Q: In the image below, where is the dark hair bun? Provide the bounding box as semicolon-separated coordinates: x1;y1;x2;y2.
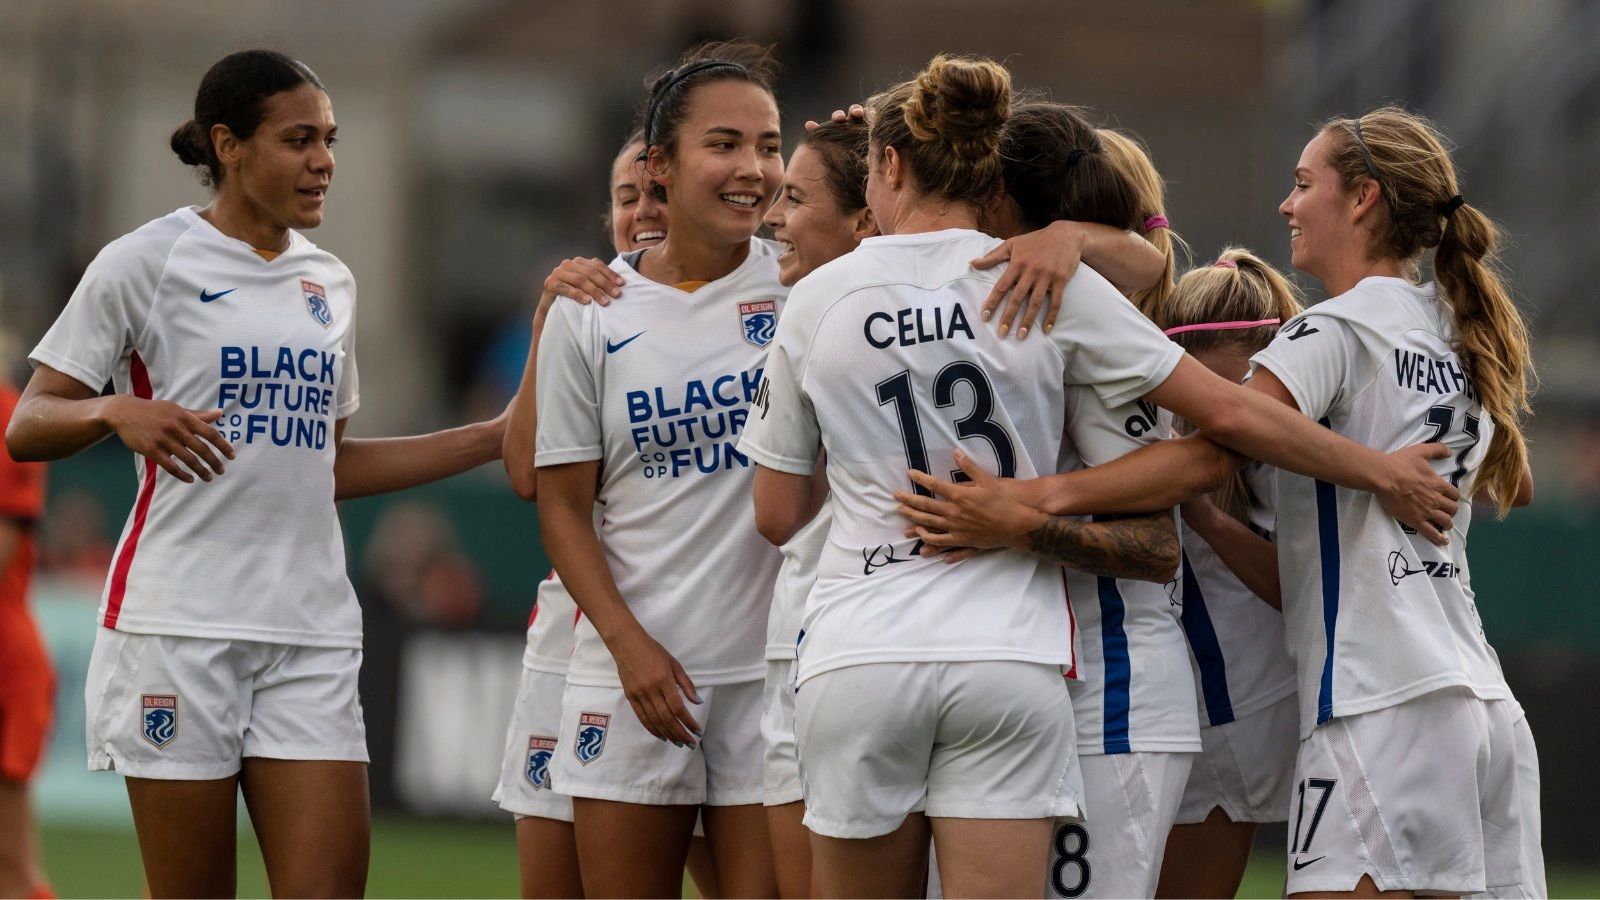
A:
904;55;1012;162
169;120;209;167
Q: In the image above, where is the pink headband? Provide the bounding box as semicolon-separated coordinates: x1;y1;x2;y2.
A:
1143;215;1169;231
1163;317;1280;337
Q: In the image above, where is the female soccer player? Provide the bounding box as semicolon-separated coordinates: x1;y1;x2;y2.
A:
744;54;1201;898
897;107;1543;898
533;41;786;898
1149;250;1304;900
4;50;507;898
493;132;673;899
755;117;873;899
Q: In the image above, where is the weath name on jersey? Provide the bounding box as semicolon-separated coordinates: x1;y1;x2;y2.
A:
215;344;340;449
1393;348;1476;400
863;303;975;349
626;368;763;480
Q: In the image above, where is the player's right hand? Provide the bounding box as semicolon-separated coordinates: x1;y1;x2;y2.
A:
610;626;703;747
542;257;623;307
103;396;235;484
1379;442;1461;546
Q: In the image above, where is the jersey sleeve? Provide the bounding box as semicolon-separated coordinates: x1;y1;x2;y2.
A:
1062;384;1165;468
1047;265;1183;408
1248;312;1364;420
334;275;360;420
28;240;163;392
737;292;822;476
534;299;603;467
0;390;45;523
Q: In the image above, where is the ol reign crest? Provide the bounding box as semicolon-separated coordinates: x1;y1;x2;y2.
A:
574;711;609;765
302;279;333;327
739;299;777;347
141;694;178;748
525;736;557;789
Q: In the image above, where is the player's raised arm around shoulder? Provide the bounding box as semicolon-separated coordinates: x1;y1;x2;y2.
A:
976;221;1167;338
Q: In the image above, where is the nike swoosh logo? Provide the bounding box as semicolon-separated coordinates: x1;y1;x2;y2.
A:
606;331;645;354
1292;856;1326;870
199;288;236;303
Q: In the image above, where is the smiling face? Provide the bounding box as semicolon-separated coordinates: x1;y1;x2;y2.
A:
651;79;782;248
763;144;869;286
1280;129;1368;285
221;84;336;231
609;141;666;253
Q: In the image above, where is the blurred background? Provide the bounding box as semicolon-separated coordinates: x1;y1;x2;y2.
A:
1;0;1597;896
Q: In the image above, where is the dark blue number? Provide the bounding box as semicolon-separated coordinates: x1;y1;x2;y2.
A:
877;370;931;497
933;361;1018;484
1290;777;1337;854
879;364;1019;495
1050;822;1090;897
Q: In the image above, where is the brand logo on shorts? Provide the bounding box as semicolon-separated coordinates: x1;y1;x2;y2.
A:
739;300;777;347
141;694;178;748
525;735;557;789
302;280;333;327
574;712;609;765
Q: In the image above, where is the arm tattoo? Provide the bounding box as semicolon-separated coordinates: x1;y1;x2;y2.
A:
1025;511;1179;582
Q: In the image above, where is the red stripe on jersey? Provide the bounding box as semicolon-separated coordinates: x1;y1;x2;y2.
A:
1061;568;1078;681
527;570;558;627
104;352;157;629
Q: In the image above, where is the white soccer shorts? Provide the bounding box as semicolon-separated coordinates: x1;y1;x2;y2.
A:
761;658;803;806
1175;691;1298;826
85;628;367;780
1283;687;1540;896
550;678;764;807
1047;750;1193;898
492;666;574;822
795;660;1081;839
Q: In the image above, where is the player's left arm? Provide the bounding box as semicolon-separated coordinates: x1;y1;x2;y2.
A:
331;413;508;501
900;451;1178;583
974;221;1166;338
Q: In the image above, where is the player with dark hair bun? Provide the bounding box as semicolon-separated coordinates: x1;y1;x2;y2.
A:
6;49;508;897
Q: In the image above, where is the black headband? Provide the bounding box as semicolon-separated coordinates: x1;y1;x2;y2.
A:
644;61;748;147
1351;120;1400;218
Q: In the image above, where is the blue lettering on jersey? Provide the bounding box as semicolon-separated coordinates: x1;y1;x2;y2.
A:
625;368;762;480
216;345;340;449
1393;349;1475;400
864;303;974;349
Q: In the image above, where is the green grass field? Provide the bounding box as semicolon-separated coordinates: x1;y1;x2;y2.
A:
39;816;1600;898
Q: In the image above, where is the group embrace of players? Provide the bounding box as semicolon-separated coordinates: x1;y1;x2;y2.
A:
0;38;1545;900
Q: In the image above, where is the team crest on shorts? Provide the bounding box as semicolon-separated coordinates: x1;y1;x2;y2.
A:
574;712;609;765
525;735;557;789
739;300;777;347
141;694;178;748
302;280;333;327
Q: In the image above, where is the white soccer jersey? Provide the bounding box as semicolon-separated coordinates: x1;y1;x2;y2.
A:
738;229;1183;685
764;501;831;660
1177;463;1297;729
1059;397;1199;755
29;207;360;647
535;239;786;687
521;571;579;673
1249;276;1510;739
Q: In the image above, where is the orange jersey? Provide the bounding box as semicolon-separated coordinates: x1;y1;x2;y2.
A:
0;382;53;782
